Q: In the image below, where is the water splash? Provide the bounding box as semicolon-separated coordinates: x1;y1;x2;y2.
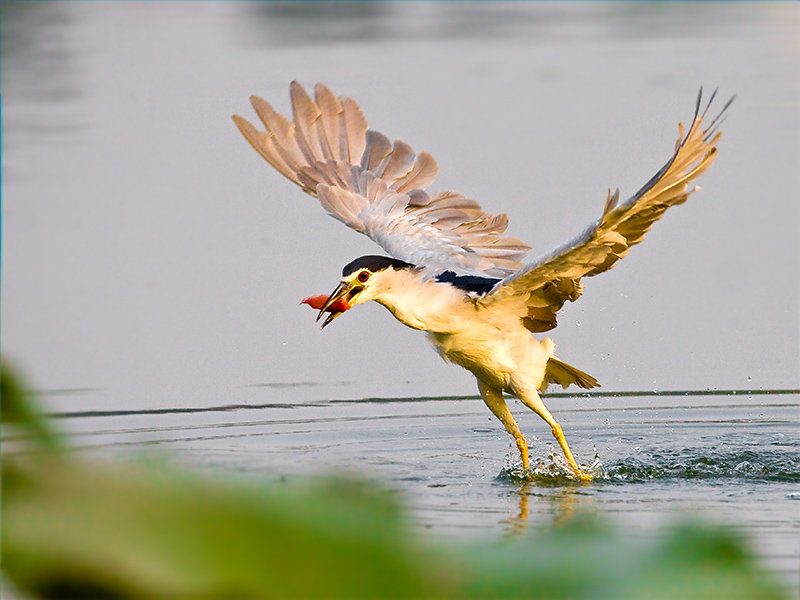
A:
498;444;799;484
499;442;607;483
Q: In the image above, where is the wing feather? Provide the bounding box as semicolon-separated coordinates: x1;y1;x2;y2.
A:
376;140;415;181
392;152;439;193
361;130;393;172
313;83;344;162
317;185;368;232
234;81;531;276
480;88;733;331
232;115;297;185
340;97;368;164
249;96;306;180
289;81;330;165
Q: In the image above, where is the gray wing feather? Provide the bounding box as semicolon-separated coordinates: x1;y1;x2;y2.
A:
233;81;530;277
481;88;733;330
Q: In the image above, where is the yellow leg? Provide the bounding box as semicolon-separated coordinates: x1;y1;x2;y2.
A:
513;383;592;481
550;422;592;481
477;379;530;470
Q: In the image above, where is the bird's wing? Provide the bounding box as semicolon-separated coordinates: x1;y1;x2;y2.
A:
233;82;530;277
480;89;733;332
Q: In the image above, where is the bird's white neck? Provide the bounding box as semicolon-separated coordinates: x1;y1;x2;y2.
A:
371;270;470;333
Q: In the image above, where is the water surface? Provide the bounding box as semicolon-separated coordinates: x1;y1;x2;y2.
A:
39;389;799;595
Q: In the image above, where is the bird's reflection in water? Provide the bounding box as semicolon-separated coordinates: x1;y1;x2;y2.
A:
502;481;596;537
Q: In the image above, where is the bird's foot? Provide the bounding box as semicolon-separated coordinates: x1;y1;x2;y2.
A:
572;468;594;482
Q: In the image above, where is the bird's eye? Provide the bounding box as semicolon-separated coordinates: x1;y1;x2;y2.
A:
357;271;370;283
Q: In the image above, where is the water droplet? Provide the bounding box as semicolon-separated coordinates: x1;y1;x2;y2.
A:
746;376;752;383
576;321;581;327
635;446;641;452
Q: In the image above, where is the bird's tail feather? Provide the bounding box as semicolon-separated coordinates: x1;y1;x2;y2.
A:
542;357;600;392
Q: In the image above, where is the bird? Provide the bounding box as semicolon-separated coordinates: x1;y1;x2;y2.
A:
233;82;732;480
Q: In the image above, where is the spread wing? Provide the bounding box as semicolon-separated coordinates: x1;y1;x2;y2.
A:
480;89;733;332
233;81;530;277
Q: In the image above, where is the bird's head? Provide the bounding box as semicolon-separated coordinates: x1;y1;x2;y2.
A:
302;255;415;328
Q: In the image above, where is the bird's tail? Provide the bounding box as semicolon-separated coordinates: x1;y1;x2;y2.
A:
541;357;600;392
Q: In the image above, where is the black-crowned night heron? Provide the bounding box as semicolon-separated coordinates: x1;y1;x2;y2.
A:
234;82;731;480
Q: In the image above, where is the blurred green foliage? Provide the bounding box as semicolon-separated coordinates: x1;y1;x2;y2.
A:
1;363;59;451
1;362;789;599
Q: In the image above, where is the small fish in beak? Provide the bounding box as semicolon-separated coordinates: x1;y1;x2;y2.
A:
300;291;352;329
300;295;351;312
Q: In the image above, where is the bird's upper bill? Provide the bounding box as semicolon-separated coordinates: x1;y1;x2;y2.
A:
301;292;352;329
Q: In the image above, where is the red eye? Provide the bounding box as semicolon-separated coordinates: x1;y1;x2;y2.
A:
357;271;370;283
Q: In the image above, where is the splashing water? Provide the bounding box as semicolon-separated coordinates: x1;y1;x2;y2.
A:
501;442;800;484
500;440;607;483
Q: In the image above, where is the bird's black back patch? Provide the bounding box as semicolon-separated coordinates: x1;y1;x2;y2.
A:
342;255;415;277
435;271;500;295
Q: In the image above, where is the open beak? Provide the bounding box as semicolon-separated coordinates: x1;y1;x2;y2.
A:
317;281;361;329
319;310;342;329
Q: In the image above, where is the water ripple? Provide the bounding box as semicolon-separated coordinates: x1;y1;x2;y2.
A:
606;449;800;482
